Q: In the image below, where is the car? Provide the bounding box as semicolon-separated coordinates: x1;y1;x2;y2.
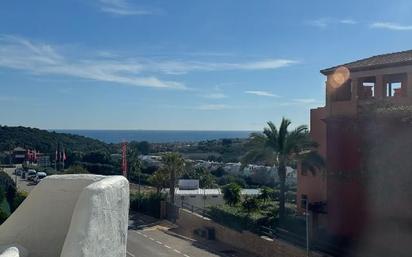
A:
15;168;23;176
33;172;47;184
26;169;37;181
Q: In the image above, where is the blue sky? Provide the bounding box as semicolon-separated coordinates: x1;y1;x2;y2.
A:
1;0;412;130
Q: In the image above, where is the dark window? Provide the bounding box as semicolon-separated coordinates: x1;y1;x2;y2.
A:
301;194;308;209
358;77;376;99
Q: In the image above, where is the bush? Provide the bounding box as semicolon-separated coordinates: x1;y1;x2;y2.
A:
10;191;27;212
130;192;166;218
207;205;264;233
0;209;8;225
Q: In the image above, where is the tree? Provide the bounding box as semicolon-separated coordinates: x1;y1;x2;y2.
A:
148;170;168;193
242;196;260;215
128;149;142;187
222;183;241;206
241;118;324;219
161;152;185;205
182;166;216;188
258;186;273;204
64;165;88;174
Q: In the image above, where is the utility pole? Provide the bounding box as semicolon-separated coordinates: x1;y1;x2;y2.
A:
306;199;310;257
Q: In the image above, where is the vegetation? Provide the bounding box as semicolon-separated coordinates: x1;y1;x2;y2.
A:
130;192;166;218
64;165;89;174
159;152;185;205
241;118;324;219
182;166;217;188
222;183;241;206
0;126;111;154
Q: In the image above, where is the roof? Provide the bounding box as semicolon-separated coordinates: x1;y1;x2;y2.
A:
13;147;25;151
164;188;261;195
320;49;412;75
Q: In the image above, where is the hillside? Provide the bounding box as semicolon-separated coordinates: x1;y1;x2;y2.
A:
0;126;111;154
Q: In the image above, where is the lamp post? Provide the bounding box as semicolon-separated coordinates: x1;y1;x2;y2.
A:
305;199;310;257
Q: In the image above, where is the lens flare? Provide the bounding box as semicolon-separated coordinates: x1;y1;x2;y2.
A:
330;66;350;88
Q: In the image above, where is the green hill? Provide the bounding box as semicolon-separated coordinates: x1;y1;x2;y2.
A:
0;126;111;154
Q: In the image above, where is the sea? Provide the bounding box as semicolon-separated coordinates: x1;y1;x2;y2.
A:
55;130;255;144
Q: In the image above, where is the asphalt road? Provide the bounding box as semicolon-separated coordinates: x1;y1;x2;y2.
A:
127;214;256;257
3;166;36;194
127;228;220;257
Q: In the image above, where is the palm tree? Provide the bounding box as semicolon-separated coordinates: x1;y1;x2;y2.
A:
222;183;241;206
241;118;324;220
161;152;185;205
258;186;273;204
242;196;260;216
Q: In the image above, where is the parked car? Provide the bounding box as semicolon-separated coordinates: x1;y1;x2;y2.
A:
26;169;37;181
34;172;47;184
15;168;23;176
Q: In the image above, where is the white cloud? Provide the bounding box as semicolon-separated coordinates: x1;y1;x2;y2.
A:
196;104;229;111
307;18;358;28
306;18;329;28
202;93;227;99
98;0;152;16
0;35;298;89
370;22;412;31
149;59;298;75
244;90;280;97
340;19;357;25
293;98;317;104
0;35;185;89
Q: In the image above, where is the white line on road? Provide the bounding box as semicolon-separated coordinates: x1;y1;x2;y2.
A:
127;251;135;257
143;234;148;238
173;249;181;254
136;231;142;235
183;254;191;257
164;245;171;249
155;240;163;245
149;237;155;241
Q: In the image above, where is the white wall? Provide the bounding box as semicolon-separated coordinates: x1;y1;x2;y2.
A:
0;175;129;257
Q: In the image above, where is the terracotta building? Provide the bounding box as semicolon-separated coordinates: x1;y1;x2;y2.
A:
297;50;412;242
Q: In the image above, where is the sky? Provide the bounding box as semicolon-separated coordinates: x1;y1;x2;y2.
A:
2;0;412;130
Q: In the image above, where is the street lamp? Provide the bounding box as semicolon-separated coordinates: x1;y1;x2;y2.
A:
305;199;310;257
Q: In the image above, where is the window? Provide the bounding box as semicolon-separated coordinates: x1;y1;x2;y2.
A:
301;194;308;209
386;82;402;97
358;77;375;99
384;73;406;97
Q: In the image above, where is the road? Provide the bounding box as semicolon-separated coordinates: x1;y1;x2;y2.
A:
127;214;256;257
2;166;36;194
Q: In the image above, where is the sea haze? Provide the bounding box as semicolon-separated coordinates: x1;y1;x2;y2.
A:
53;130;254;144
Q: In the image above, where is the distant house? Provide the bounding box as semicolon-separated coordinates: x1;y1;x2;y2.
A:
166;179;261;209
13;147;26;164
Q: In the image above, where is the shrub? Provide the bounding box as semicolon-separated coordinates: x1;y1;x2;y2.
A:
11;191;28;212
130;192;166;218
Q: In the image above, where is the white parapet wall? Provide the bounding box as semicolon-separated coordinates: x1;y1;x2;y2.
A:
0;174;129;257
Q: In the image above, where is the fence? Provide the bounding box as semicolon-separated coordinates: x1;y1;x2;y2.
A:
170;201;351;256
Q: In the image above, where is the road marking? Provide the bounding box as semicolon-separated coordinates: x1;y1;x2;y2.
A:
173;249;181;254
156;240;163;245
136;231;142;235
127;251;135;257
143;234;148;238
164;245;171;249
149;237;155;241
183;254;190;257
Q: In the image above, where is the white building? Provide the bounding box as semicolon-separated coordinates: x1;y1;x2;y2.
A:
168;179;261;209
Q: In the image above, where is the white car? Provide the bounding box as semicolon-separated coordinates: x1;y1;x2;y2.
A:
34;172;47;184
26;169;37;181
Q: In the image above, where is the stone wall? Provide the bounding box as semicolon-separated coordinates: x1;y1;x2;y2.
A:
176;209;327;257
